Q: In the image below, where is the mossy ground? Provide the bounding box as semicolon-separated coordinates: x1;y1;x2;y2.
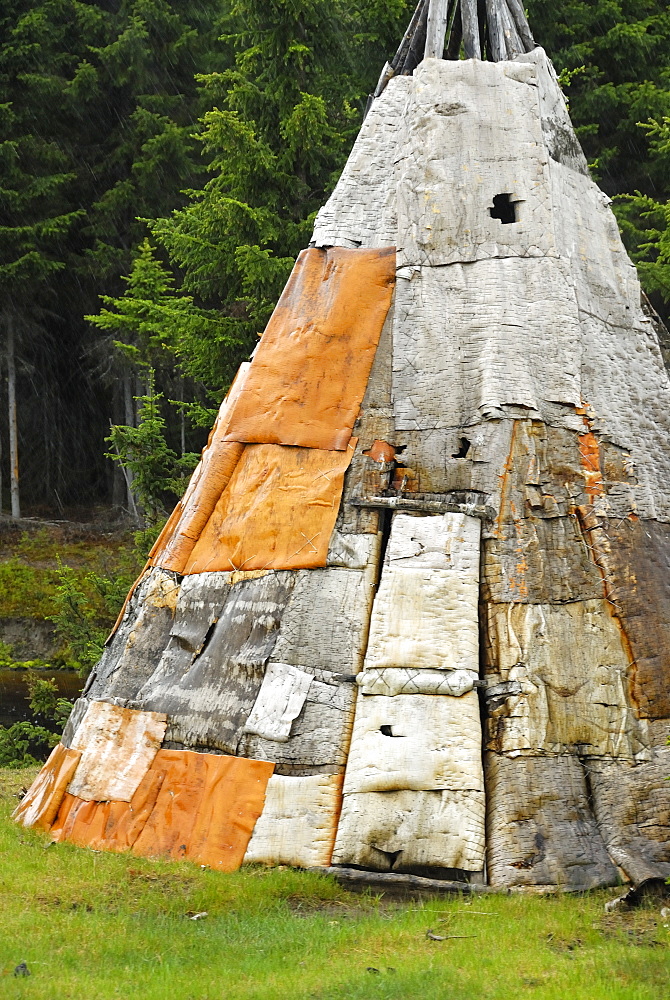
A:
0;521;141;624
1;768;668;1000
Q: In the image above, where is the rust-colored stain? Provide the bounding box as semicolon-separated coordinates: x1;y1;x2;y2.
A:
183;440;356;574
220;247;396;451
12;743;81;831
363;440;396;464
390;466;419;492
43;748;274;870
580;511;670;719
578;428;604;500
494;420;518;541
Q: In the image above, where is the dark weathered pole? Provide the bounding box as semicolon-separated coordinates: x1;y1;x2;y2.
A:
6;314;20;519
461;0;481;59
445;1;463;60
505;0;535;51
371;0;428;101
500;0;523;58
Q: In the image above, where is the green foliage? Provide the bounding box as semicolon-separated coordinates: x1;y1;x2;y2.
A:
612;117;670;302
47;562;130;677
0;526;142;703
0;640;49;673
0;557;56;620
106;377;198;526
0;0;233;507
87;238;226;375
528;1;670;195
4;0;670;509
0;641;15;667
148;0;416;394
0;722;58;767
25;672;73;728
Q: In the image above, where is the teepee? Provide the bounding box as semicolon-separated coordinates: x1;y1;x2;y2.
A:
16;0;670;892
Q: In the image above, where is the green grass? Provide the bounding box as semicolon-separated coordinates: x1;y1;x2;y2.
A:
0;769;668;999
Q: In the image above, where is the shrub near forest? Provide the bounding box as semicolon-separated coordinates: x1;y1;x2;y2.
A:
0;524;143;764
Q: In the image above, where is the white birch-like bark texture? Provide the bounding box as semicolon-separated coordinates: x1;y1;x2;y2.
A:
313;49;590;257
42;37;670;888
68;702;167;802
326;531;381;570
311;76;410;249
237;666;356;770
135;572;297;754
580;312;670;522
364;513;480;674
333;509;485;872
242;663;313;743
343;691;483;793
272;561;379;674
515;49;588;175
396;59;554;267
332;788;486;873
392;258;581;431
480;420;604;604
392;420;514;499
244;773;342;868
356;667;476;698
584;722;670;884
483;601;649;758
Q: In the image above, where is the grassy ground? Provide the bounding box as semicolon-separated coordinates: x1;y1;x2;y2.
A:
1;768;668;1000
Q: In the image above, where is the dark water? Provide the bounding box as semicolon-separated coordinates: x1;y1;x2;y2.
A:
0;670;83;727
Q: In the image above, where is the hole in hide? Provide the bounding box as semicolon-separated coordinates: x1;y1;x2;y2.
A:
452;437;471;459
489;193;517;224
380;725;402;737
374;847;403;869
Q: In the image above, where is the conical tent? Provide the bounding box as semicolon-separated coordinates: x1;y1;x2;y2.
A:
16;0;670;891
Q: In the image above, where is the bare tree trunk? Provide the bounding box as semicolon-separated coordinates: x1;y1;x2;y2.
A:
7;315;21;519
122;368;139;518
180;377;186;457
111;380;126;507
0;351;3;515
123;369;135;427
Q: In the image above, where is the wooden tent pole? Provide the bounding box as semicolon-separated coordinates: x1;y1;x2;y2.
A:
424;0;450;60
484;0;506;60
505;0;535;51
461;0;481;59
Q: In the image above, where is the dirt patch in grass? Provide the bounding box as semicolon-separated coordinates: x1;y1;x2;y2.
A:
596;903;669;948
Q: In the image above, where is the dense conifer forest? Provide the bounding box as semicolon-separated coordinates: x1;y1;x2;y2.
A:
1;0;669;522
